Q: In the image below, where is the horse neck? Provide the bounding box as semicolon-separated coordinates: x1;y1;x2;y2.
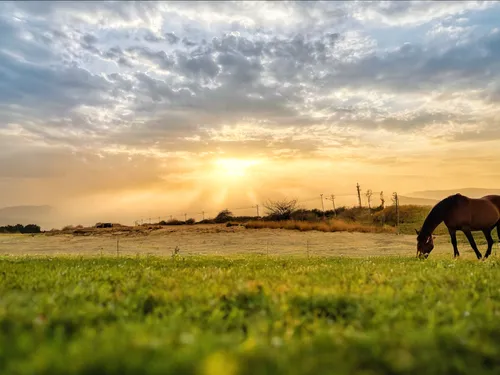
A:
420;202;447;237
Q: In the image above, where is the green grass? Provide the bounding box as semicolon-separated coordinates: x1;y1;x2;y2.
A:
2;255;500;375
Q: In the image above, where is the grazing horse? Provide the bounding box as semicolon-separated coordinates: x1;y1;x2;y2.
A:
415;193;500;260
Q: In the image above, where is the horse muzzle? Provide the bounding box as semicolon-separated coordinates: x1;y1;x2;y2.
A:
416;250;428;259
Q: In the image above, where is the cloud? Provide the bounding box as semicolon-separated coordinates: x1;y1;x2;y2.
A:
353;1;493;27
165;32;180;44
1;0;500;222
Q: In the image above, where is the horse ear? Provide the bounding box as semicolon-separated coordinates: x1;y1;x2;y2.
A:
415;229;420;235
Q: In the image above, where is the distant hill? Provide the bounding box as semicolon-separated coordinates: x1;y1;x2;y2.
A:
398;196;437;206
406;188;500;200
0;205;55;228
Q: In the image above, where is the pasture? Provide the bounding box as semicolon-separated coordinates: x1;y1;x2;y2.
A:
0;223;497;258
2;226;500;374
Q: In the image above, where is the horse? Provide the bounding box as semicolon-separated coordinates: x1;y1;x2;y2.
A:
415;193;500;260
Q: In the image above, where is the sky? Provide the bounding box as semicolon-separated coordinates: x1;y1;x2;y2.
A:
1;0;500;226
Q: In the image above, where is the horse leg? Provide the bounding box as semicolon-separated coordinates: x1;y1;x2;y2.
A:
483;229;494;259
448;228;460;258
463;230;482;260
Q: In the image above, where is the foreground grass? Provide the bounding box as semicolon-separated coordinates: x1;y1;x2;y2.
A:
245;219;394;233
2;255;500;374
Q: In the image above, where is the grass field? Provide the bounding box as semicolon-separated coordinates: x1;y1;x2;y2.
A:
2;255;500;374
1;224;497;259
1;225;500;374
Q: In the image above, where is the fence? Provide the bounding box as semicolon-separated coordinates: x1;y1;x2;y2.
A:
1;223;411;258
133;186;400;226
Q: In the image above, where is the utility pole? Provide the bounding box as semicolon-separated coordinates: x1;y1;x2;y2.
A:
202;211;205;221
184;213;187;222
356;183;362;208
253;204;260;217
320;194;325;220
393;192;400;235
170;215;173;221
380;191;385;208
325;194;337;217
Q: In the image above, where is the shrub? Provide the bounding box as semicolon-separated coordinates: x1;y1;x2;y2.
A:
263;198;298;221
164;219;184;226
244;219;394;234
0;224;41;234
215;209;233;223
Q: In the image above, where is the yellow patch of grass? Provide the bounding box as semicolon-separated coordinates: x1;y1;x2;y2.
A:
244;219;394;233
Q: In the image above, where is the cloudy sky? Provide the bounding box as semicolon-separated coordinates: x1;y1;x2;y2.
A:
1;1;500;226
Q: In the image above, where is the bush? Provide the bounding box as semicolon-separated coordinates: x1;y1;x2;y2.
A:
163;219;184;226
198;219;216;224
372;205;430;226
263;198;298;221
244;219;394;233
215;209;233;223
0;224;41;234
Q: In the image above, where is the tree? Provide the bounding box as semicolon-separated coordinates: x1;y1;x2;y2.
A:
215;209;233;223
263;198;298;221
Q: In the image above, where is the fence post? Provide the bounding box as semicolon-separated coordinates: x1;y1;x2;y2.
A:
392;192;400;235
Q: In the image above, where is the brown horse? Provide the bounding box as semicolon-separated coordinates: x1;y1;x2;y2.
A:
416;193;500;259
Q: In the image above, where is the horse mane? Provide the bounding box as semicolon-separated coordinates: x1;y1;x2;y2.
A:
418;194;461;239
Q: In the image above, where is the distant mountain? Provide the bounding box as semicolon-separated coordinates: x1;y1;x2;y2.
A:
0;205;56;228
398;196;437;206
406;188;500;200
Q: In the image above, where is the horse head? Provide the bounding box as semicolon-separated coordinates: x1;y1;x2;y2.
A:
415;228;435;259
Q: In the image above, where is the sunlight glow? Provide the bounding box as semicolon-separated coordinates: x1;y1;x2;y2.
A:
214;158;260;178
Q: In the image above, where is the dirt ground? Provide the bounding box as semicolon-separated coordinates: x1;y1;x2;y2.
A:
1;224;496;259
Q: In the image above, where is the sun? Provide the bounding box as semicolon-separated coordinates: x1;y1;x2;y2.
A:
214;158;260;178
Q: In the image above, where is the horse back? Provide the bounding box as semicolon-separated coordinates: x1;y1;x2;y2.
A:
468;197;500;229
445;195;500;229
482;195;500;212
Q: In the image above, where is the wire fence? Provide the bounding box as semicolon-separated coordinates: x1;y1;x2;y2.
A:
134;193;361;225
133;186;400;226
1;224;412;258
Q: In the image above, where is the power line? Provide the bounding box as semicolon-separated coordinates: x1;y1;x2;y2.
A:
134;191;364;225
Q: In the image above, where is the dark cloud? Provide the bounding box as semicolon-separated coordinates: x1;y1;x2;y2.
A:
182;37;197;47
0;50;111;110
320;31;500;95
128;46;175;70
176;52;220;79
82;33;98;45
213;34;265;57
165;32;180;44
144;31;163;43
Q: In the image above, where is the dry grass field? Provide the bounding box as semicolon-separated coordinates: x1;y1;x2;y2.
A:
0;223;497;260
